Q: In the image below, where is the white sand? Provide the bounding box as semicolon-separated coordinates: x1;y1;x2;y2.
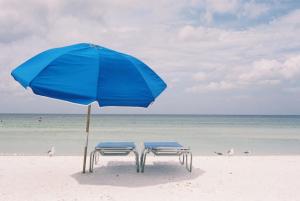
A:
0;155;300;201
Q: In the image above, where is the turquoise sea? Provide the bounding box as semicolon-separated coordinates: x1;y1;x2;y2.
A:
0;114;300;155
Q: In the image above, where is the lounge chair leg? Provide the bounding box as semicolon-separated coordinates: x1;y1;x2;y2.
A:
185;152;193;172
140;151;144;172
92;151;96;171
95;151;99;165
89;151;92;172
141;150;148;173
133;149;139;172
179;153;185;165
89;151;95;172
140;149;148;173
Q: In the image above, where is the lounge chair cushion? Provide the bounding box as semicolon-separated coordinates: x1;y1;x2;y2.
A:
144;141;183;149
95;142;136;149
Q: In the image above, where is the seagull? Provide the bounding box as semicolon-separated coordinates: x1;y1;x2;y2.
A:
227;148;234;156
38;117;42;122
244;150;251;155
47;146;55;157
214;151;223;156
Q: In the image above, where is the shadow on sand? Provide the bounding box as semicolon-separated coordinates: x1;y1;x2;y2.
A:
71;161;204;187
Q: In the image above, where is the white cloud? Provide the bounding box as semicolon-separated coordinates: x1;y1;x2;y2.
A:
205;0;239;14
187;54;300;93
200;0;271;23
193;72;208;81
281;55;300;79
238;59;282;83
178;9;300;94
186;81;236;93
284;86;300;93
0;1;300;113
240;1;270;19
239;55;300;84
203;10;213;24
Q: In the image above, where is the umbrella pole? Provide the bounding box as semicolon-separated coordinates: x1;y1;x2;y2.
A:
83;104;91;173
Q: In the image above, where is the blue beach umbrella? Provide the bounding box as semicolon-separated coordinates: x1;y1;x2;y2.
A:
11;43;167;173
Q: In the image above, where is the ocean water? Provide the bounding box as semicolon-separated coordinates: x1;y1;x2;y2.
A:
0;114;300;156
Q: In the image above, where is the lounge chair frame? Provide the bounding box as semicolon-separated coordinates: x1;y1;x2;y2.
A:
140;146;192;172
89;146;139;172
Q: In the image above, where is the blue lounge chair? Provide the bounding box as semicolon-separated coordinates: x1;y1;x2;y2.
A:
140;142;192;172
89;142;139;172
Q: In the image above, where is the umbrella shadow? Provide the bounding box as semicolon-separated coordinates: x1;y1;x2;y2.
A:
71;161;204;187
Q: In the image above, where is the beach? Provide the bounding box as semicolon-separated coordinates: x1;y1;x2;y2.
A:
1;155;300;201
1;114;300;200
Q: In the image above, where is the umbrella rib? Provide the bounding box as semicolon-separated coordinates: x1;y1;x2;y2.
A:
95;48;102;105
119;54;155;100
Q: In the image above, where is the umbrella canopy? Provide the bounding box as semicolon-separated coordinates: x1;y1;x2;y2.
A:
11;43;167;173
11;43;166;107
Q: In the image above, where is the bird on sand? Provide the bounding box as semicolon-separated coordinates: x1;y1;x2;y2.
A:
47;146;55;157
214;151;223;155
227;148;234;156
244;150;251;155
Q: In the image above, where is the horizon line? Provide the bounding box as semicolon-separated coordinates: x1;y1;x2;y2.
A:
1;113;300;116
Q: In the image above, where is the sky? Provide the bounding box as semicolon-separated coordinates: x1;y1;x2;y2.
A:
0;0;300;114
